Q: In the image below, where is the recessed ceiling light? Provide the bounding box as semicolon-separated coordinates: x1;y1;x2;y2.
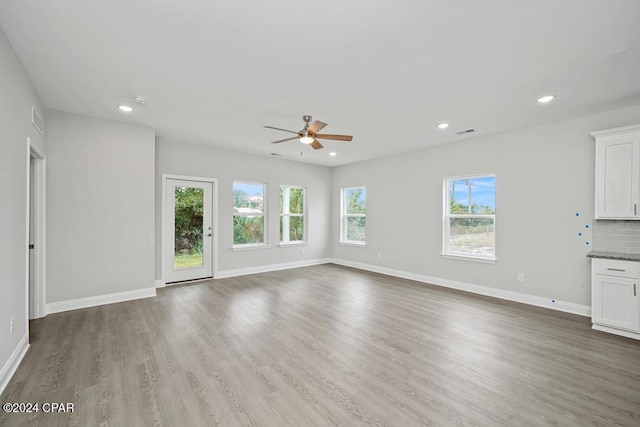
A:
329;152;337;157
118;105;133;112
437;123;449;129
537;95;555;104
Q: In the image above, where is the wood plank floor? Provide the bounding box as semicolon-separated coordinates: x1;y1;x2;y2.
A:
1;264;639;426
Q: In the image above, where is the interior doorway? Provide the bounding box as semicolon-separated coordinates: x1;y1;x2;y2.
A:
163;176;216;284
28;140;46;319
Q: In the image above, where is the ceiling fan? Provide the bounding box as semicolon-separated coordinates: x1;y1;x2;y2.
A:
264;115;353;150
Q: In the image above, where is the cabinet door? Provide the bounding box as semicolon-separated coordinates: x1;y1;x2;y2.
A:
592;275;639;331
595;138;640;219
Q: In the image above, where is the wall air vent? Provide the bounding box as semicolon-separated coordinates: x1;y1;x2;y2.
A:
456;128;475;135
32;105;43;134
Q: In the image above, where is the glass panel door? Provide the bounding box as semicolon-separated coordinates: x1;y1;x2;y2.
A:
165;178;213;283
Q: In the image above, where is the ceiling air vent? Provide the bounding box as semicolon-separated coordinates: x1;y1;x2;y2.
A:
32;106;43;134
456;128;475;135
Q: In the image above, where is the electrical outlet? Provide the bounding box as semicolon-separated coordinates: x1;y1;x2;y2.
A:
300;248;304;255
517;273;524;282
10;317;15;334
377;253;381;259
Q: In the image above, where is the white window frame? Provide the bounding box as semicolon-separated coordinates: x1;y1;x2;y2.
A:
280;185;308;245
232;181;268;249
340;186;366;246
442;174;496;263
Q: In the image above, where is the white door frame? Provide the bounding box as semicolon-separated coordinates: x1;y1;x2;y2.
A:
161;174;218;286
27;138;47;319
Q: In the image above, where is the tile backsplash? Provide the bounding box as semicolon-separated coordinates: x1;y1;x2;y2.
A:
592;220;640;252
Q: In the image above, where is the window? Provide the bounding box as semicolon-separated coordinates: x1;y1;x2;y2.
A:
341;186;366;245
280;186;306;244
233;182;266;246
443;175;496;260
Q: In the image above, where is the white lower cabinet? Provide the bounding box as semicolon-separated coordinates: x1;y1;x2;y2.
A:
592;275;638;331
591;258;640;339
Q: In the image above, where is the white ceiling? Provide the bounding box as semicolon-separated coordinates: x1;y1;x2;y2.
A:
2;0;640;167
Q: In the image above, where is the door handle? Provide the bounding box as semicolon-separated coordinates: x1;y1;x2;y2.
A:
635;284;637;297
607;268;625;272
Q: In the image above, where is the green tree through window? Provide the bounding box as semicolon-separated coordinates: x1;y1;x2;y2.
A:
174;187;204;268
233;183;266;245
341;187;366;244
280;186;306;243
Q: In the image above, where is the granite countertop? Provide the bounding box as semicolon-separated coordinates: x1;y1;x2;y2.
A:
587;250;640;262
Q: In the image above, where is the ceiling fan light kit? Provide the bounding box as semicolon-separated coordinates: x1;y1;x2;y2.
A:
264;115;353;150
299;131;314;145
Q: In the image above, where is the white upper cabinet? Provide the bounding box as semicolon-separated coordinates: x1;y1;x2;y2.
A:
591;124;640;219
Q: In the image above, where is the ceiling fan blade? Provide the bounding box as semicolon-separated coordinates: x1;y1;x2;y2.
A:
271;136;299;144
314;133;353;141
310;139;324;150
308;120;328;134
264;126;299;135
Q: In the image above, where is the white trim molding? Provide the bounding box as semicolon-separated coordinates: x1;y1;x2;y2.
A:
155;279;166;288
0;334;29;396
278;242;310;248
592;324;640;341
46;287;156;315
231;244;272;251
340;242;367;248
216;258;331;279
440;253;497;264
331;258;591;317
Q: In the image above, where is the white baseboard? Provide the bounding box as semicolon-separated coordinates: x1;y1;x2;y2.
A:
46;287;157;315
331;258;591;317
592;324;640;340
216;258;331;279
0;334;29;396
155;279;165;288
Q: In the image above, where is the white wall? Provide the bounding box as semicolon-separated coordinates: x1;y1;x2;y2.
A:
156;138;332;279
0;26;45;388
46;111;156;302
332;103;640;307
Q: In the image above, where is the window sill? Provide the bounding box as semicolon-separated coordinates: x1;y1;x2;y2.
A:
232;244;271;251
440;253;497;264
340;241;367;248
278;242;309;247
